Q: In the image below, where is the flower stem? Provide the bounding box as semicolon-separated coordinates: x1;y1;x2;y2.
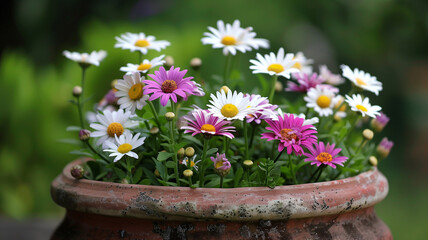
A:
269;75;278;102
308;167;321;183
220;176;224;188
188;176;193;188
288;154;297;184
249;124;257;149
147;101;163;134
199;138;209;187
314;165;326;182
76;96;85;130
168;115;180;186
84;141;110;162
223;54;231;86
243;121;249;160
273;148;285;162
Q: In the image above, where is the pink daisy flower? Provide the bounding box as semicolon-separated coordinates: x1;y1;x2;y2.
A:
245;94;277;124
210;153;231;177
285;72;324;93
143;66;195;106
261;114;318;155
303;142;348;168
181;109;236;139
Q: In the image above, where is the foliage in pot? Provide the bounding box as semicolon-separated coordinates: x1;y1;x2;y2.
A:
53;19;394;239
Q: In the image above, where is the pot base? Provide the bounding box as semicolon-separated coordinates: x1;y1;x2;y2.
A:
51;207;391;240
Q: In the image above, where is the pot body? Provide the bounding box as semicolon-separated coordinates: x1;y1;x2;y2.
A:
51;159;392;240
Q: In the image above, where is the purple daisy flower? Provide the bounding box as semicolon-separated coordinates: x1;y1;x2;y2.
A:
245;94;277;124
377;137;394;158
303;142;348;168
261;113;318;155
181;109;236;139
143;66;195;106
210;153;231;177
371;112;390;132
285;72;324;93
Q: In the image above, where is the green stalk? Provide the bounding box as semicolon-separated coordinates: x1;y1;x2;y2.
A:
223;54;232;86
147;101;163;134
268;75;278;102
288;154;297;184
76;96;85;130
220;176;224;188
188;176;193;187
308;167;322;183
84;141;110;162
314;165;326;182
243;121;249;160
249;124;257;149
199;138;209;187
168;116;180;186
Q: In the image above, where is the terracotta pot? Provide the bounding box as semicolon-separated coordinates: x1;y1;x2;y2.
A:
51;159;392;239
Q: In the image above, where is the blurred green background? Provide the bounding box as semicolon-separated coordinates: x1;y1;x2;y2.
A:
1;0;427;238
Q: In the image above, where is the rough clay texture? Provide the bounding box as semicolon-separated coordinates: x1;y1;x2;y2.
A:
51;159;392;239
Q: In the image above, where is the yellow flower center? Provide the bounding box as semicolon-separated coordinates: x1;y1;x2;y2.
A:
221;36;237;45
215;160;224;169
134;39;150;47
316;95;331;108
221;104;239;118
316;152;333;163
137;63;152;71
201;124;216;133
107;122;124;137
267;63;285;74
292;62;302;69
356;77;367;86
161;80;177;93
128;83;144;100
190;161;195;167
356;104;368;112
117;143;133;154
279;128;298;141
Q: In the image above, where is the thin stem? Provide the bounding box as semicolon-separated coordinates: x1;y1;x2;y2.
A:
188;176;193;187
168;119;180;186
288;154;297;184
269;75;278;102
308;167;321;183
246;168;251;187
243;121;249;160
199;138;209;187
220;176;224;188
249;124;257;149
78;67;87;129
147;101;163;134
223;54;232;86
314;166;326;182
273;149;285;162
85;141;110;162
76;96;85;130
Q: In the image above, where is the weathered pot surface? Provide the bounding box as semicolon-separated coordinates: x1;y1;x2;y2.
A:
51;159;392;239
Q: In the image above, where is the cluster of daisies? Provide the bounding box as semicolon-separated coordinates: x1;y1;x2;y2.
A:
64;19;393;186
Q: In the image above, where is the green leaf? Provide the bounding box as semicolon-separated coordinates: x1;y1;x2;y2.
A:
205;148;219;156
234;167;244;187
157;152;174;161
58;138;81;145
182;135;203;147
95;172;108;180
113;167;127;179
66;126;82;131
142;168;161;185
139;179;152;185
157;179;178;186
173;142;189;152
86;161;100;178
153;159;167;180
165;161;177;169
132;167;143;183
69;149;93;157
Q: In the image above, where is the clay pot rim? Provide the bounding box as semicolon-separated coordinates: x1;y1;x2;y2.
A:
51;158;388;221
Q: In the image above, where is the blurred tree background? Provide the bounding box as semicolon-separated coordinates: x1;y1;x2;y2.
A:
0;0;427;238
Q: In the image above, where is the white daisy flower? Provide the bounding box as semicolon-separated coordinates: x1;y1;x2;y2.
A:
341;65;382;95
119;55;165;74
292;52;313;74
181;155;201;171
319;65;344;85
104;132;146;162
249;48;300;79
201;19;269;56
208;90;253;121
115;32;170;54
245;94;276;118
272;108;319;129
63;50;107;66
115;72;149;113
345;94;382;118
304;85;340;117
90;109;138;147
334;95;347;119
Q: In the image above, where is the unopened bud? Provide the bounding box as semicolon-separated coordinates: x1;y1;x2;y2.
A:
275;81;283;92
164;56;174;68
190;57;202;70
165;112;175;121
362;129;374;140
70;165;85;179
150;127;159;135
79;129;91;142
220;86;230;94
154;169;160;177
243;160;253;168
183;169;193;178
111;79;119;89
185;147;195;157
121;178;129;184
72;86;82;97
369;156;378;166
177;148;185;158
